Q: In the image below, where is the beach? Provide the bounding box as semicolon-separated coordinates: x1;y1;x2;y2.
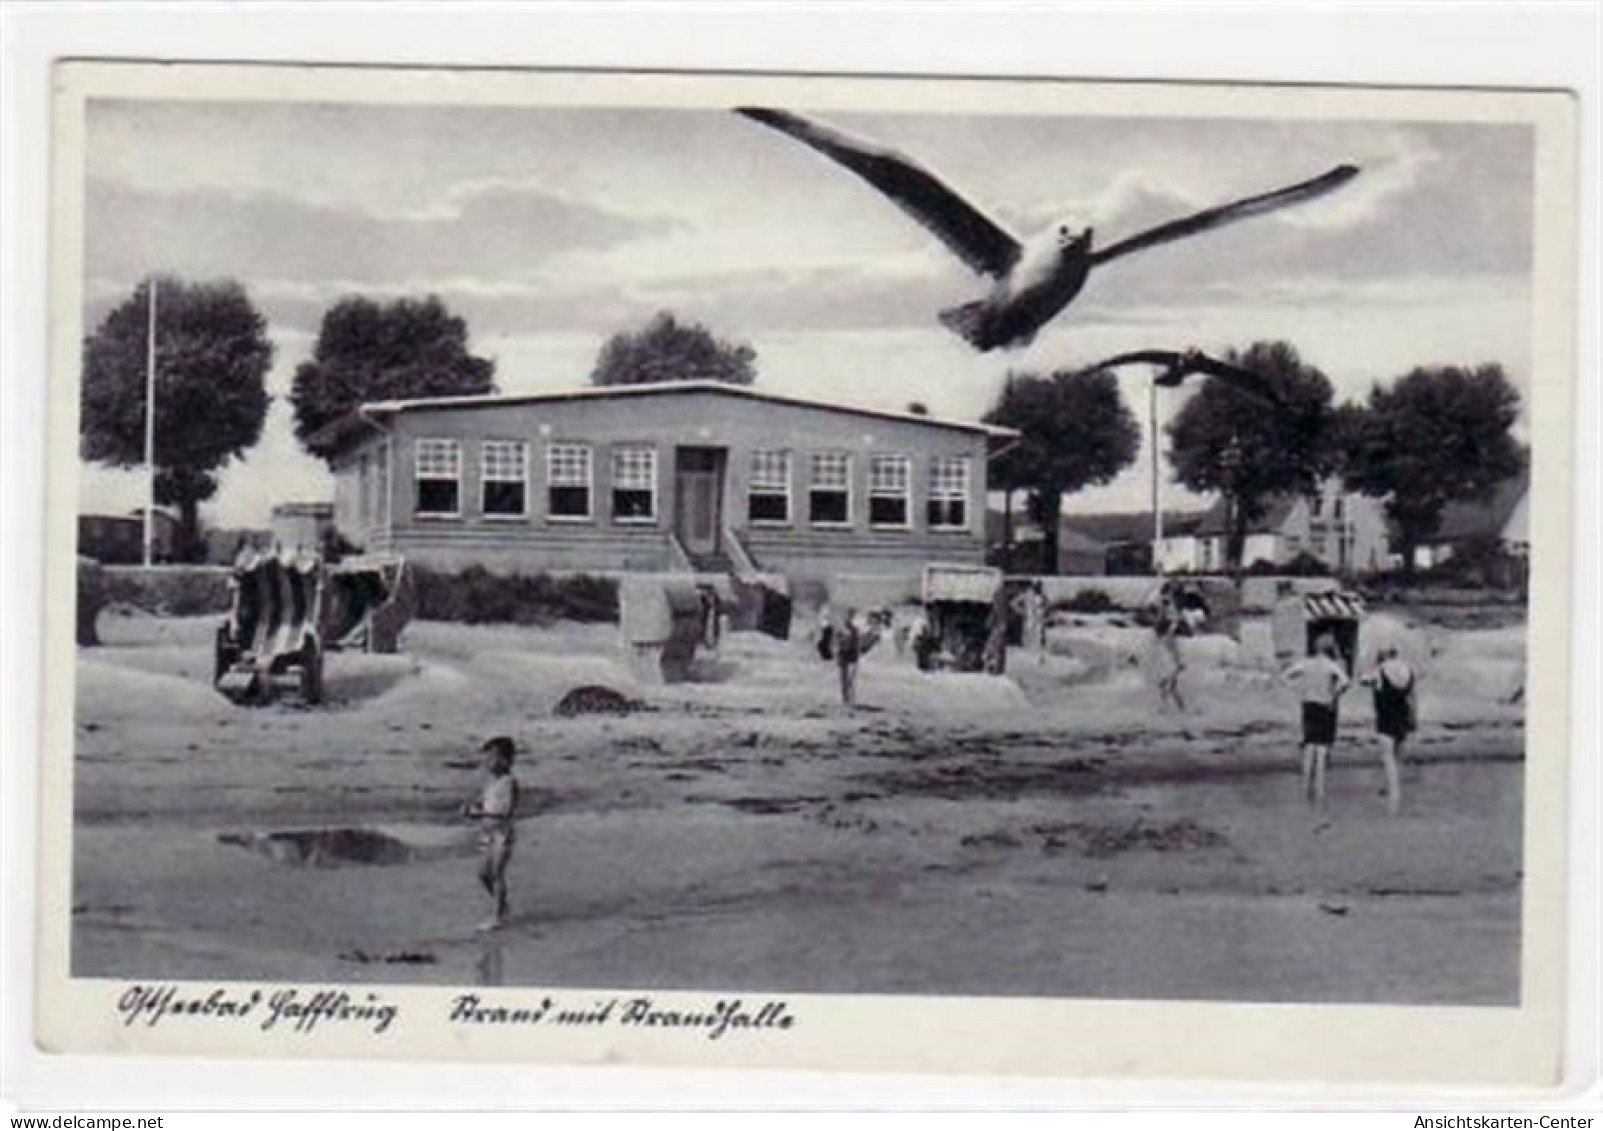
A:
71;608;1525;1004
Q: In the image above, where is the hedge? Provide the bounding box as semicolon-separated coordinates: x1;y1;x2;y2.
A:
100;565;233;616
410;566;619;625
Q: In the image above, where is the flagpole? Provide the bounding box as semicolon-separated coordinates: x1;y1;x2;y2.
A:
143;276;157;567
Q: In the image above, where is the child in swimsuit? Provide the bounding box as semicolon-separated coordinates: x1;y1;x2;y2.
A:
461;736;519;932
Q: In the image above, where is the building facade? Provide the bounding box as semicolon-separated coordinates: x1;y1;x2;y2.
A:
313;381;1015;580
1184;480;1392;574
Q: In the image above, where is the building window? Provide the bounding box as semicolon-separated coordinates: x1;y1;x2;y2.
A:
809;452;851;526
612;445;657;523
748;450;791;524
414;438;460;517
481;440;527;518
927;455;970;530
547;443;592;520
869;454;911;528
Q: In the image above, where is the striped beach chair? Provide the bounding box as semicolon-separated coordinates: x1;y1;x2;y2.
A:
1271;588;1366;674
323;553;414;655
214;547;325;704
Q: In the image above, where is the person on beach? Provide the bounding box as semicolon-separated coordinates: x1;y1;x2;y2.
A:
1015;580;1049;663
1152;584;1188;712
835;608;863;708
1283;635;1350;809
461;735;520;932
1361;646;1417;815
815;603;835;662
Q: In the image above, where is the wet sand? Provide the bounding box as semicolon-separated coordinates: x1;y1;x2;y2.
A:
71;612;1525;1004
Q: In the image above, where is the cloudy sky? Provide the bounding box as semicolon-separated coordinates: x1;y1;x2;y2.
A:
80;98;1535;527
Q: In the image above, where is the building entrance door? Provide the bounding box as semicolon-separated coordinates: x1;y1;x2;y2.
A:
674;447;724;556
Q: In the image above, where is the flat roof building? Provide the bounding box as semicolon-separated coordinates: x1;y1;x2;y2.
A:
311;381;1017;581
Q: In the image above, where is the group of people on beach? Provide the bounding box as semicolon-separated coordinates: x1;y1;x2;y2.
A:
456;587;1424;932
1148;580;1420;815
1283;637;1419;815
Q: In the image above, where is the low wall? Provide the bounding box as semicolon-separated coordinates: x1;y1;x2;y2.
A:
101;565;233;616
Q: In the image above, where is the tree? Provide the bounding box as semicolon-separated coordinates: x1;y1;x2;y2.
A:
1342;363;1524;573
984;368;1141;574
81;276;273;561
1167;341;1336;571
590;311;757;387
292;295;496;459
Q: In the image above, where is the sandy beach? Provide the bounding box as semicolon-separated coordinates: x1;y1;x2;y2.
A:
71;608;1525;1004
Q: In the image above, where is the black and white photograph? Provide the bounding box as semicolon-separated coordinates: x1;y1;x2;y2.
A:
31;59;1580;1079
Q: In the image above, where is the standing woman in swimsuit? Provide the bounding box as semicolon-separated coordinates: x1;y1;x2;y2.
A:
1362;646;1418;816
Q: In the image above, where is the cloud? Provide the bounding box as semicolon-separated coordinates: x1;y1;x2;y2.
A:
1012;167;1207;240
84;176;676;310
1275;133;1442;230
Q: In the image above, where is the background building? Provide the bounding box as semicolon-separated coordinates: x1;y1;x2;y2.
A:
1411;469;1530;569
1053;510;1208;575
312;381;1015;581
1187;480;1392;573
77;509;177;564
1044;481;1392;577
270;502;336;554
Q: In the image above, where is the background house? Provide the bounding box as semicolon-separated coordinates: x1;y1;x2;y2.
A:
1411;469;1530;569
1189;479;1391;574
1038;480;1391;577
312;381;1015;582
1058;510;1209;575
77;509;177;564
270;502;336;553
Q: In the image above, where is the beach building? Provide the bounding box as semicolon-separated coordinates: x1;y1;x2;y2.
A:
310;381;1017;581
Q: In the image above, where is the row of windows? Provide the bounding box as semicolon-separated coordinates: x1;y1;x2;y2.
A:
407;440;971;530
415;439;618;521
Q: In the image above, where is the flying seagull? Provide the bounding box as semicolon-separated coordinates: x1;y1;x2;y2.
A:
735;107;1360;352
1079;348;1286;409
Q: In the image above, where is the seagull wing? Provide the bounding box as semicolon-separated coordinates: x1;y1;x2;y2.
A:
1183;354;1287;408
1077;349;1286;408
1088;165;1360;266
1081;349;1186;373
736;107;1023;278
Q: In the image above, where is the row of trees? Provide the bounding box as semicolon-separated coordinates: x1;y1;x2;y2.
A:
985;340;1525;574
82;277;1522;573
80;277;752;559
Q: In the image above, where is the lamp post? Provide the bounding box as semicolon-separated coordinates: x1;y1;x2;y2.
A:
1219;431;1245;578
1150;372;1163;576
142;276;158;567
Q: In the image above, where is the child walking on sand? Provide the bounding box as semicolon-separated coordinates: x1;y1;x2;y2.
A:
461;735;520;932
1151;584;1188;712
1283;635;1350;810
835;608;863;708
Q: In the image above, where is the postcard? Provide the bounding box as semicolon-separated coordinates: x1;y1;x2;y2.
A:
36;60;1578;1082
